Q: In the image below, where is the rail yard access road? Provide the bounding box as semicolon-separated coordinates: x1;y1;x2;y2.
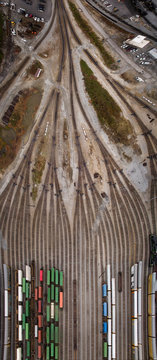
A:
0;0;157;359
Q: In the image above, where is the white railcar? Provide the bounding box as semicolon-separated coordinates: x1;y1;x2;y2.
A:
18;305;22;322
35;324;38;338
112;305;116;333
107;264;111;291
51;302;54;319
18;286;23;303
108;291;112;318
112;278;115;305
112;333;116;359
108;318;112;346
132;318;138;347
4;290;8;317
18;325;22;342
18;270;23;286
26;265;31;282
16;347;22;360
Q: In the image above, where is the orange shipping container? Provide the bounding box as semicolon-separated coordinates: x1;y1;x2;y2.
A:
35;288;38;301
38;344;42;359
59;292;63;309
38;300;42;313
38;329;42;344
39;286;42;299
38;314;42;328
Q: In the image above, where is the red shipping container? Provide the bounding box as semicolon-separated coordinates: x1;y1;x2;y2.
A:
35;288;38;301
38;344;42;359
40;269;43;282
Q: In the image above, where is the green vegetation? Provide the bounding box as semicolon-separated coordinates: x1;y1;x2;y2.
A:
69;1;116;69
80;59;134;145
28;60;43;76
0;11;4;63
32;154;46;201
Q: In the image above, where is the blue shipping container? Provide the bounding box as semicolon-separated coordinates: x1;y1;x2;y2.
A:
103;302;107;317
103;322;107;334
102;284;107;297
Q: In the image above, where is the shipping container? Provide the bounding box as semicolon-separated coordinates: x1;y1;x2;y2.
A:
38;315;42;329
55;326;59;344
4;290;8;317
55;346;58;360
138;261;142;288
55;270;59;285
103;341;107;358
132;291;138;318
112;305;116;333
25;323;29;340
131;264;138;290
26;265;31;282
26;341;30;357
138;316;142;345
40;269;43;282
148;315;156;337
148;294;155;316
55;305;59;323
108;319;111;346
51;302;55;319
26;282;30;299
38;344;42;359
18;286;23;303
108;345;112;360
38;329;42;344
132;318;138;347
47;270;51;286
18;305;22;322
112;278;115;305
4;317;11;345
148;336;157;360
47;287;51;304
3;264;11;290
18;324;22;342
35;287;38;301
107;265;111;291
102;284;107;297
138;289;142;316
16;347;22;360
46;305;50;322
46;346;50;360
38;300;42;314
50;323;55;341
22;313;26;330
51;343;54;357
103;302;107;317
60;271;63;287
51;284;54;301
108;292;111;318
139;344;142;360
118;272;122;292
55;287;59;304
26;300;30;317
59;292;63;309
103;322;107;334
22;277;26;293
39;286;42;299
46;326;50;344
112;333;116;359
18;270;23;286
35;324;38;338
51;268;55;283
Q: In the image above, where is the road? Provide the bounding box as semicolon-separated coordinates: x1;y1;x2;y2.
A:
0;0;157;359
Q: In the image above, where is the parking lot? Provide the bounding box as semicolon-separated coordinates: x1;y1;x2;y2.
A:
11;0;52;22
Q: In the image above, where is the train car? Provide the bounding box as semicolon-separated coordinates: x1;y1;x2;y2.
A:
55;305;59;323
148;336;157;359
148;294;155;316
103;302;107;317
132;318;138;347
47;287;51;304
55;345;58;360
108;345;112;360
40;269;43;282
26;265;31;282
39;286;43;299
18;324;22;342
138;261;142;288
3;264;11;291
4;317;11;345
118;272;122;292
35;324;38;338
55;270;59;286
46;346;50;360
112;305;116;333
18;305;22;322
51;302;55;319
18;270;23;286
26;282;30;299
107;265;111;291
112;333;116;359
51;323;55;342
22;277;26;293
112;278;116;305
18;286;23;303
46;305;50;323
22;313;26;330
55;287;59;304
60;271;63;287
38;344;42;359
26;300;30;317
107;319;111;346
38;329;42;344
4;290;8;317
55;326;59;344
16;347;22;360
26;341;30;357
107;292;111;318
46;326;50;344
51;268;55;283
103;321;107;334
3;344;11;360
35;287;38;301
47;270;51;286
131;264;138;290
59;292;63;309
25;323;29;340
51;284;55;301
103;341;107;358
132;291;138;318
38;300;42;314
38;314;42;329
51;343;55;358
102;284;107;298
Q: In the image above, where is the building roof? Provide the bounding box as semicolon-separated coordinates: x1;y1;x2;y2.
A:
126;35;150;48
149;48;157;59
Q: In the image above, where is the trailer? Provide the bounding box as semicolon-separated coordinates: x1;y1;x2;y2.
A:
102;284;107;297
26;265;31;282
18;270;23;286
47;270;51;286
51;268;55;283
60;271;63;287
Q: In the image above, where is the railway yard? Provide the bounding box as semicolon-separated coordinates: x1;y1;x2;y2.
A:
0;0;157;359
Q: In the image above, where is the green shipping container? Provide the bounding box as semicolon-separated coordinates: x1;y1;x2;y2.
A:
26;300;30;317
22;277;26;293
55;326;59;344
104;342;107;358
47;270;51;286
55;305;59;323
46;305;50;323
59;271;63;287
51;343;54;357
50;323;55;341
22;313;26;330
26;282;30;299
46;346;50;360
51;284;54;301
25;323;29;340
46;326;50;344
55;270;59;285
51;268;55;283
27;341;30;357
47;287;51;304
55;287;59;304
55;346;58;360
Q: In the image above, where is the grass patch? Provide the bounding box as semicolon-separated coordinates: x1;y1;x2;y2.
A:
32;154;46;201
0;88;42;171
80;59;135;145
28;60;43;76
69;1;116;69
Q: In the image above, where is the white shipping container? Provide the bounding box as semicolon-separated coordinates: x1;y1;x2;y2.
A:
17;347;22;360
18;286;23;303
18;325;22;341
107;265;111;291
18;305;22;322
112;305;116;333
112;278;116;305
4;290;8;317
18;270;23;286
132;318;138;347
35;324;38;338
108;291;112;318
112;333;116;359
133;291;138;318
108;319;112;346
138;288;142;316
51;302;54;319
26;265;31;282
108;345;112;360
